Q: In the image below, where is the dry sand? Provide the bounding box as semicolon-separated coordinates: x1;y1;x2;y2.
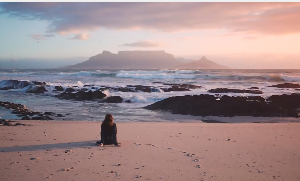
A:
1;120;300;181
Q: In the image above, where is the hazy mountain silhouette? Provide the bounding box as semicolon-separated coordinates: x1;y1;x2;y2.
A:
177;56;229;69
64;51;228;69
64;50;179;69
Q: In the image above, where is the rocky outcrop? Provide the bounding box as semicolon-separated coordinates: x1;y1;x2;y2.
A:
56;90;106;100
269;83;300;88
0;80;30;90
26;85;47;93
65;87;76;93
105;96;123;103
0;80;48;94
54;86;64;91
0;101;62;120
0;119;26;126
267;93;300;108
144;94;300;117
160;83;202;92
32;81;46;85
208;88;263;94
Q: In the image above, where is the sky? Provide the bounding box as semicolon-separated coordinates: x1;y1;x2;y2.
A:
0;2;300;69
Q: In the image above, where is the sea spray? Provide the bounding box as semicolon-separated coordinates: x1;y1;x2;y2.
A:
77;81;84;87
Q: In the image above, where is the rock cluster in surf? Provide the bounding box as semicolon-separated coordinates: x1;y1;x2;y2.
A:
0;119;26;126
0;101;63;120
268;83;300;88
144;94;300;117
208;88;263;94
0;80;48;93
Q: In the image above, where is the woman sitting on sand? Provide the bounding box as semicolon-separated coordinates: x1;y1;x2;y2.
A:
96;114;120;146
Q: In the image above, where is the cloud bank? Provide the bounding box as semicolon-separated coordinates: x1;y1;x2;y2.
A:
1;2;300;35
28;34;54;40
121;41;160;47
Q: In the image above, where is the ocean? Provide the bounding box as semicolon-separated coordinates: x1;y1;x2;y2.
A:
0;69;300;122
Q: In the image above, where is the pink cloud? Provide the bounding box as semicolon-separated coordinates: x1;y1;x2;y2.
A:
2;2;300;35
69;33;89;40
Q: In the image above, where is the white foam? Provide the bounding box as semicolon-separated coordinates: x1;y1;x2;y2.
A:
175;70;196;74
77;81;84;87
103;89;111;97
116;70;196;79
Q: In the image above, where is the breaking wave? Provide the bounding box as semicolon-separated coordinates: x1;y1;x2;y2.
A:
116;70;196;79
58;70;116;77
199;73;300;82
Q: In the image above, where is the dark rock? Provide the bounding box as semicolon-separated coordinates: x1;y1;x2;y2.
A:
267;94;300;109
44;116;54;120
22;116;31;120
105;96;123;103
92;90;107;99
152;82;164;84
80;88;89;92
125;100;131;103
74;91;93;100
32;81;46;85
208;88;263;94
56;114;64;117
249;87;259;89
44;112;55;116
31;116;53;120
54;86;64;91
3;121;13;126
153;83;202;92
65;87;76;93
14;123;26;126
0;86;14;90
31;116;43;120
0;80;30;90
17;81;30;88
129;85;152;92
56;90;106;101
26;86;47;93
0;119;6;124
269;83;300;88
201;119;228;123
110;84;201;93
161;87;189;92
144;94;300;117
0;101;59;120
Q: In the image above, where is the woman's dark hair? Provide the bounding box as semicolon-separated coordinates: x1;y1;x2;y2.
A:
103;114;113;126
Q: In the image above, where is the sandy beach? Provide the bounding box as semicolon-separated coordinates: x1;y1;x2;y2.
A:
1;120;300;181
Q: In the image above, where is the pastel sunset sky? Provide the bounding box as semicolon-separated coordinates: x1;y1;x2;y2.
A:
0;2;300;68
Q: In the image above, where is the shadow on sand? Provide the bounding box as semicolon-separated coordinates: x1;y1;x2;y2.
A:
0;140;115;152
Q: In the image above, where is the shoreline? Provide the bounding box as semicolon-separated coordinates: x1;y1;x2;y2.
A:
1;120;300;181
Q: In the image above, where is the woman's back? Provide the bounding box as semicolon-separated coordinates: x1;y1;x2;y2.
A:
98;114;119;146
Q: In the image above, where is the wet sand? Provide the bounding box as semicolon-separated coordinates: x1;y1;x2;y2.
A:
1;120;300;181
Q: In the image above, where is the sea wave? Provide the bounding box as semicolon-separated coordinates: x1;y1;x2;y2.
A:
58;70;116;77
116;70;196;79
196;73;300;82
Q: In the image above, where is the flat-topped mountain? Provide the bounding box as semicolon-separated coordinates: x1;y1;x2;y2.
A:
64;50;179;69
64;51;229;69
177;56;228;69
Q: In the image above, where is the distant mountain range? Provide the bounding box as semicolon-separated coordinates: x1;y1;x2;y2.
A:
178;56;228;69
64;50;229;69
